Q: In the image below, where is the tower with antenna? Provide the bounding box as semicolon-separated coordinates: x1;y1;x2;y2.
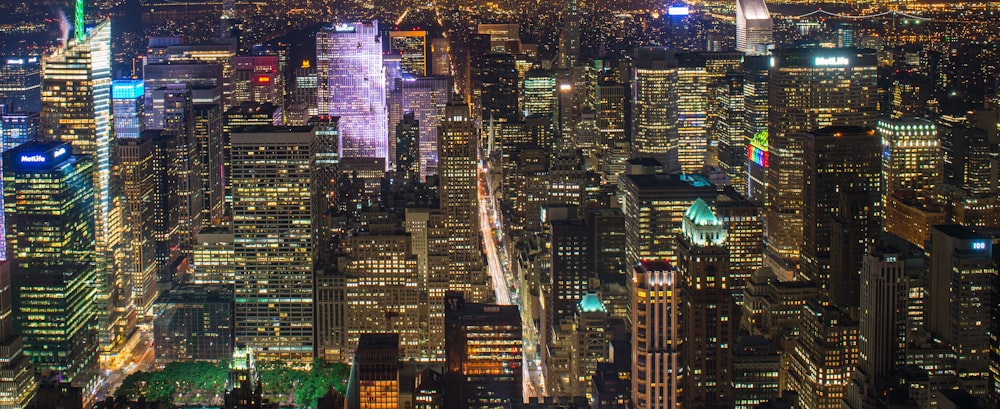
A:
75;0;85;40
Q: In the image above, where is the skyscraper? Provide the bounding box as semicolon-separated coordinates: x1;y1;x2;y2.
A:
117;137;158;321
480;54;519;124
631;48;678;170
786;301;858;409
231;126;315;363
765;48;878;276
389;31;428;76
631;260;681;409
0;260;37;408
714;72;746;191
443;292;522;409
800;126;881;303
929;225;995;398
112;79;145;139
558;0;581;68
0;56;41;114
675;52;744;174
742;55;769;203
736;0;773;54
317;22;388;163
620;173;716;267
438;100;487;302
40;20;120;369
595;82;628;183
4;141;97;387
716;186;763;304
878;118;940;203
401;76;451;179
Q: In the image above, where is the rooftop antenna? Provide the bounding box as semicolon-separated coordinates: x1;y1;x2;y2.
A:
74;0;85;40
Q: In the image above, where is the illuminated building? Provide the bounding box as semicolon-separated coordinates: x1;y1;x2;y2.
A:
939;116;994;197
631;260;682;409
742;56;769;203
765;48;878;276
289;60;318;125
193;101;224;223
595;82;628;183
404;208;450;362
731;336;779;409
112;79;144;139
620;173;716;268
736;0;773;54
231;55;281;107
928;225;995;398
883;194;946;249
675;199;734;407
401;76;451;179
480;54;519;124
39;20;122;370
153;284;234;363
439;100;487;302
347;334;401;409
0;261;37;408
317;21;388;164
631;47;678;170
192;226;235;285
395;112;419;187
739;268;818;342
117;137;158;321
4;141;96;387
786;301;858;409
143;63;223;129
308;116;340;247
545;219;593;395
1;111;38;152
476;24;520;53
159;85;204;260
558;0;581;68
675;52;743;174
522;70;557;121
714;73;745;191
845;235;919;409
341;234;421;361
0;56;40;113
231;126;314;363
572;293;609;396
801;127;881;304
430;38;450;76
443;292;522;409
390;31;428;76
716;186;763;304
878;118;940;203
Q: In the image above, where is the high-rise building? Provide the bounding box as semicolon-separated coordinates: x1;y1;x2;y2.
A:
595;82;628;183
632;48;679;170
400;76;451;179
4;141;97;387
928;225;995;398
786;301;859;409
193;101;224;224
1;111;38;152
558;0;581;68
675;52;744;174
438;100;487;302
346;333;401;409
431;38;450;76
742;56;769;203
390;31;428;76
443;292;522;409
117;137;158;321
0;56;41;114
572;293;609;396
480;54;519;124
620;173;716;267
800;126;881;303
39;20;121;370
231;126;315;363
545;219;593;395
113;79;145;139
731;336;780;409
231;55;282;107
878;118;940;203
714;72;746;191
675;199;735;408
191;226;235;285
736;0;773;54
939;116;995;197
765;48;878;276
631;260;682;409
317;21;388;163
395;112;420;187
0;261;37;408
153;284;234;363
716;186;763;304
522;70;558;122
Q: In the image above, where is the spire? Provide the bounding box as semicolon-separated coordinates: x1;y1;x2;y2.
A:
74;0;85;40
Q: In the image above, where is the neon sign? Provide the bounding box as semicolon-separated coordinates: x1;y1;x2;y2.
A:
973;241;986;250
334;24;355;32
750;130;768;150
53;147;67;158
815;56;850;66
20;155;46;163
748;145;769;168
256;75;271;84
667;5;690;16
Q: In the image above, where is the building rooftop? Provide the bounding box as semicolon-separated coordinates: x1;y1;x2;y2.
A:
685;198;720;226
739;0;771;21
933;224;986;241
578;293;607;314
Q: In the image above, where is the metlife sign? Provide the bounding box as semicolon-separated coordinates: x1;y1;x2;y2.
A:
814;56;850;66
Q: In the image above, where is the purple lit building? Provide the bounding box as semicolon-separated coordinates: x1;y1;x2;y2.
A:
317;21;389;165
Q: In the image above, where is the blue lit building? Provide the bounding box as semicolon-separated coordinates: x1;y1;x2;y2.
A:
113;79;144;139
0;56;41;114
3;141;97;387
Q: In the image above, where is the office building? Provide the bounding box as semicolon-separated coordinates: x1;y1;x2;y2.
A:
231;55;281;107
346;334;401;409
736;0;773;54
154;285;234;363
0;56;40;114
439;101;487;302
117;137;158;320
620;173;716;267
572;293;609;396
1;111;38;152
143;62;224;129
0;261;37;408
631;48;678;170
317;21;388;163
522;70;558;121
631;260;681;409
400;76;451;179
939;116;995;197
675;52;743;173
390;31;428;76
443;292;522;409
714;73;746;191
786;301;858;409
928;225;995;398
544;219;593;395
595;82;628;183
113;79;144;139
801;126;881;303
193;100;225;223
4;142;97;387
192;226;235;285
231;127;315;363
878;118;940;203
765;48;878;275
731;336;780;409
743;56;769;203
480;54;519;124
396;112;420;187
716;186;763;303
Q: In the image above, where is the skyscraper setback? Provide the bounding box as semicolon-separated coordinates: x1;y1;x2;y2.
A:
317;21;389;164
